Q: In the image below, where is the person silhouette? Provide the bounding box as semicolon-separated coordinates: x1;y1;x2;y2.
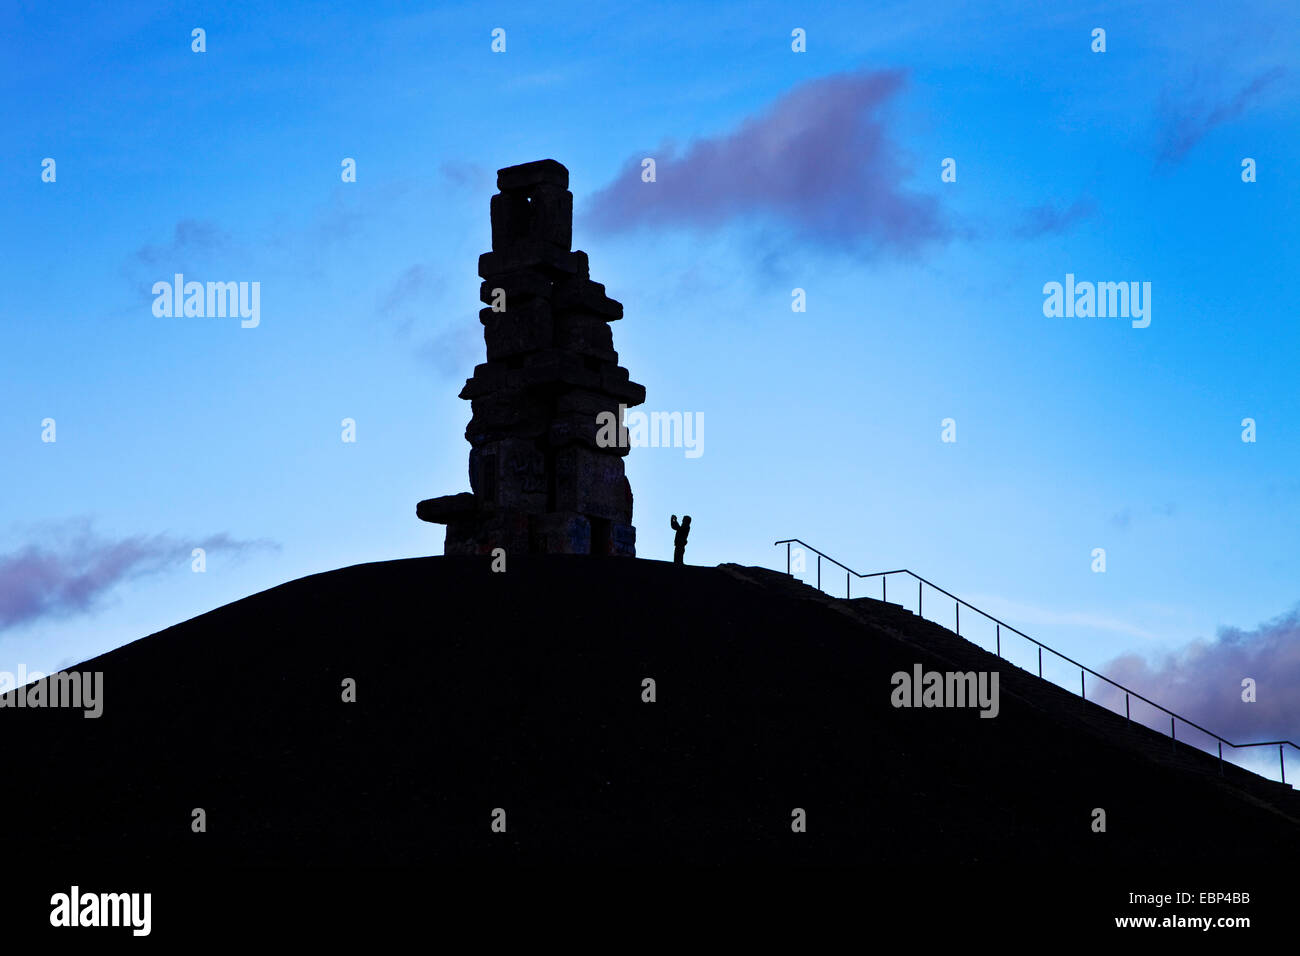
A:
670;514;691;565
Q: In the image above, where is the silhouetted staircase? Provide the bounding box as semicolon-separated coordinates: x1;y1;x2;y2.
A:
848;596;1298;807
753;541;1300;820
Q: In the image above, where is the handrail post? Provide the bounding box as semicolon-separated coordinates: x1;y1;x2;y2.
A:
918;580;922;617
1281;745;1286;785
883;575;887;602
1171;716;1176;751
1125;693;1130;723
1038;646;1042;677
786;542;791;575
995;624;1000;658
846;570;850;599
1081;670;1085;698
955;602;959;636
1218;740;1223;775
817;554;821;591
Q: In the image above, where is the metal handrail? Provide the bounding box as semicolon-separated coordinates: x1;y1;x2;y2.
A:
774;538;1299;786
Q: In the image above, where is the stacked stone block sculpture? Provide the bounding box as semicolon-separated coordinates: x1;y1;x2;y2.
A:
417;159;646;556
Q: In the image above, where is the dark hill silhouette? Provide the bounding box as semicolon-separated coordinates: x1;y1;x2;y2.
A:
4;556;1297;867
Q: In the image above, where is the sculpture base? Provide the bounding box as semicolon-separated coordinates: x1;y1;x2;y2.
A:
418;498;635;557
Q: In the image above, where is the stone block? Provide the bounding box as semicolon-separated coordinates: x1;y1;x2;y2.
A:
553;277;623;320
570;250;589;279
490;192;530;251
479;272;552;308
554;311;614;357
525;183;573;250
444;509;531;556
609;523;636;557
601;366;646;406
527;511;590;554
479;243;583;280
497;159;569;193
555;389;623;418
481;301;553;360
416;492;477;524
491;186;572;251
470;438;547;511
466;391;550;443
547;411;615;453
458;362;508;400
554;446;632;519
516;349;603;390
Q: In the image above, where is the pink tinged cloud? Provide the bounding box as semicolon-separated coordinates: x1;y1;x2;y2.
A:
1094;608;1300;746
582;69;947;251
1014;198;1096;239
0;524;275;632
1156;67;1285;165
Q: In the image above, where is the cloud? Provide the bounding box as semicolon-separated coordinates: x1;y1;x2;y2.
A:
263;180;419;269
0;521;277;633
1109;502;1176;531
1094;607;1300;746
309;191;371;246
1013;197;1095;239
375;261;483;378
376;263;478;373
120;218;237;310
133;219;229;267
416;322;483;379
1156;66;1285;165
440;161;492;193
583;68;947;253
378;264;441;320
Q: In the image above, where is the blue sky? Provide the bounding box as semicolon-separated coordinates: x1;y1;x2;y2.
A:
2;0;1297;774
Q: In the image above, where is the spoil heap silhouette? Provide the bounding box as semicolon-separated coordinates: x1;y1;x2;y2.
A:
8;557;1299;867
